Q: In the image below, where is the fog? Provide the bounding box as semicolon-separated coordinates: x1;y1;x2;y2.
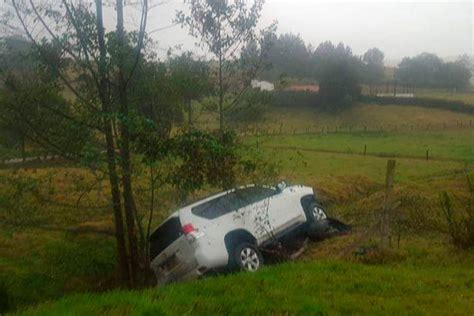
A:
145;0;473;63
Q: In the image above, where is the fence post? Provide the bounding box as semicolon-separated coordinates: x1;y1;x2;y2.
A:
381;159;396;248
426;150;429;161
364;144;367;156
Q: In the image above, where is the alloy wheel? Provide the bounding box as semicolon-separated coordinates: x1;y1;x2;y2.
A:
239;247;260;272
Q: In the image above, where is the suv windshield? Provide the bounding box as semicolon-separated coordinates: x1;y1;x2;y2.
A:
191;186;276;219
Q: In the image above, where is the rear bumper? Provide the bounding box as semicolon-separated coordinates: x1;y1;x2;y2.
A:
152;258;201;285
151;238;211;285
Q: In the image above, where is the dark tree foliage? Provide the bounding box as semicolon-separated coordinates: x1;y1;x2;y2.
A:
0;36;90;158
225;89;272;123
134;127;238;200
438;61;472;90
259;33;312;81
362;47;385;84
168;52;212;127
1;78;91;157
129;60;184;140
314;42;362;111
395;53;471;89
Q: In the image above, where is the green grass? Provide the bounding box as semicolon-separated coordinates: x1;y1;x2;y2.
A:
196;102;474;133
252;129;474;162
17;259;474;315
416;88;474;106
2;101;474;314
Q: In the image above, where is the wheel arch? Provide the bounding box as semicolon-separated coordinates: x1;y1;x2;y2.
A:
224;229;257;267
300;194;316;220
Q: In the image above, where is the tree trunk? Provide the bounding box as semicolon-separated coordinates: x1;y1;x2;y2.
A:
218;20;224;134
116;0;140;287
20;135;26;162
187;98;192;129
95;0;130;286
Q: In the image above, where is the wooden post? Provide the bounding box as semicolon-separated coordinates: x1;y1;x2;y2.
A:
426;150;429;160
381;159;396;247
364;144;367;156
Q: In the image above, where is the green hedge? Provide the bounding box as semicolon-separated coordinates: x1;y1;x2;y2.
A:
270;91;320;108
360;95;474;114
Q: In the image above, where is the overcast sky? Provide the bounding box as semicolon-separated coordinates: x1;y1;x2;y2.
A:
144;0;473;65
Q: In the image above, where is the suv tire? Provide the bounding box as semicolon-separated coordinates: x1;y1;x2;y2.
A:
234;242;263;272
304;201;331;240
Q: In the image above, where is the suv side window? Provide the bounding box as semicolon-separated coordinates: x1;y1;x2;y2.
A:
235;186;276;208
191;186;276;219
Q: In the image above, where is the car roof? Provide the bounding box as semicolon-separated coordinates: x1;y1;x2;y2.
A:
178;184;278;211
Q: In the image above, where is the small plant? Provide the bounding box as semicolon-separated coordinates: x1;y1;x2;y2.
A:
439;174;474;249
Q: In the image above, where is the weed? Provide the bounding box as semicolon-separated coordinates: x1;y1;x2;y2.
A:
439;174;474;249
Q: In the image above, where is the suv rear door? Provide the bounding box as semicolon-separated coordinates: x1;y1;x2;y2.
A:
149;215;198;283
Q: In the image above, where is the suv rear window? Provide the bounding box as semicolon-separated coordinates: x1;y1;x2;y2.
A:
149;216;182;259
191;186;276;219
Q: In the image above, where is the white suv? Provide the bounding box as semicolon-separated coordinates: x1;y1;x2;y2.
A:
149;183;328;284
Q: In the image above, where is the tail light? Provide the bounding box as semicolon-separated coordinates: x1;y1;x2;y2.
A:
182;223;199;242
182;223;195;235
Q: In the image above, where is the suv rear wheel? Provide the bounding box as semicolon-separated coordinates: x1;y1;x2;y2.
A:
311;203;327;222
234;242;263;272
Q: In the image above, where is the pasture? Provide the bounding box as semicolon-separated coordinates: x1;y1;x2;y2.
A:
1;100;474;314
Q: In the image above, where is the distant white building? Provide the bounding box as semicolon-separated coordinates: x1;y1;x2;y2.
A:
251;80;275;91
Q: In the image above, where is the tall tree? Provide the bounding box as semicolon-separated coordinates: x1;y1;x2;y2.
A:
7;0;148;286
176;0;273;133
395;53;443;87
362;47;385;84
313;41;362;111
168;52;212;128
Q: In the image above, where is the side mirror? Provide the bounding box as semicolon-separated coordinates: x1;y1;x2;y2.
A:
276;180;288;192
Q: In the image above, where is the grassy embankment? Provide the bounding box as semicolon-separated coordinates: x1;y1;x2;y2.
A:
1;101;474;314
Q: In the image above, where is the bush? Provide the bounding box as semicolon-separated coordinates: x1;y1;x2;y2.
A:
0;174;43;226
439;175;474;249
270;91;319;108
225;90;272;123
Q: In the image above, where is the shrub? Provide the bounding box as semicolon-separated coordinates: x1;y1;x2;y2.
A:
225;90;272;123
0;174;43;226
270;91;319;108
439;175;474;249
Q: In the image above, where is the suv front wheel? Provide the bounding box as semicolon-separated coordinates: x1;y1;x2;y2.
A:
234;242;263;272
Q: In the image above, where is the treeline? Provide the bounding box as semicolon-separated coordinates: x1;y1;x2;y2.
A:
256;33;472;91
395;53;472;89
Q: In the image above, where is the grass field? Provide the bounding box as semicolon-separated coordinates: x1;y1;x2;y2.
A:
18;259;474;315
416;88;474;106
1;100;474;314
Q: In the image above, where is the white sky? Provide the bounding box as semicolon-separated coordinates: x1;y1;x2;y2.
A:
142;0;473;64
